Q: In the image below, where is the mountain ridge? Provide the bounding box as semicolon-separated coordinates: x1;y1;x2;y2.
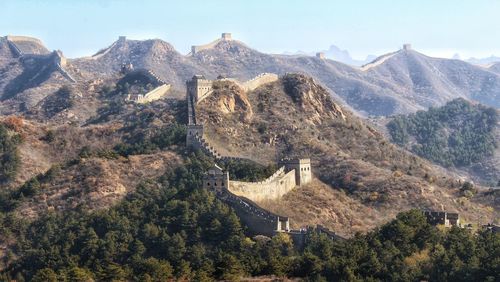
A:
1;34;499;118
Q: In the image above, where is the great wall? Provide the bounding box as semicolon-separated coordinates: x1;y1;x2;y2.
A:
184;72;342;245
123;67;172;103
4;35;77;83
189;33;233;55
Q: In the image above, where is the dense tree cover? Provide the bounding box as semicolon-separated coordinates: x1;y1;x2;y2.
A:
0;124;21;183
0;165;61;213
114;122;187;156
387;98;497;167
222;159;277;182
0;149;498;281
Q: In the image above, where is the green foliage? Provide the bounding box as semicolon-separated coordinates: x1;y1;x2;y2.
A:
222;159;277;182
0;164;62;212
0;147;498;281
387;98;498;167
114;122;186;156
0;124;21;183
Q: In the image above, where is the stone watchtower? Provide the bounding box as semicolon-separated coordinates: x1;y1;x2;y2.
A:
221;33;232;41
403;44;412;51
203;164;230;192
186;75;213;104
279;158;312;186
316;52;326;59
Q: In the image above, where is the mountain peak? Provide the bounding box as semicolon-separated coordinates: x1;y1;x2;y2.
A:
3;35;50;56
190;33;252;55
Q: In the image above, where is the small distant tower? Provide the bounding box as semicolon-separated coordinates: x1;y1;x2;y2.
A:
203;164;230;192
316;52;326;59
403;44;412;51
279;158;312;186
52;50;67;67
118;36;127;42
120;62;134;74
186;75;213;104
221;33;232;41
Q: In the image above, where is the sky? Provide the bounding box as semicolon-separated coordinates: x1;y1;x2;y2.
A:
1;0;499;59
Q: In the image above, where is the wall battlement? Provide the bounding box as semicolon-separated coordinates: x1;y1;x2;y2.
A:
184;72;340;242
229;169;296;202
127;84;171;103
190;33;233;55
423;210;460;227
6;35;49;56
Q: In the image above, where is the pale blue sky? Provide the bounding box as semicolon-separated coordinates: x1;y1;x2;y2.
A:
1;0;499;59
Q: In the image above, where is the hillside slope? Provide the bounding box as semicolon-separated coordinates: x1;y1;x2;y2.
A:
490;62;500;74
2;35;500;117
196;75;498;233
364;48;500;110
387;98;499;185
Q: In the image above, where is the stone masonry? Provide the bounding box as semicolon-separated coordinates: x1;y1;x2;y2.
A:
183;72;340;243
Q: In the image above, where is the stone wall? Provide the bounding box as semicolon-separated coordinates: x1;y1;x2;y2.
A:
229;168;297;202
190;33;233;55
241;73;279;91
423;210;460;227
127;84;171;103
212;188;289;237
6;35;49;55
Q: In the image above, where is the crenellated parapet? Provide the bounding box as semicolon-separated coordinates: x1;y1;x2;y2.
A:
127;84;171;103
190;33;233;55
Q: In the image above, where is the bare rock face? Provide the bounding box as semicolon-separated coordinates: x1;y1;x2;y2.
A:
201;80;253;122
282;74;345;123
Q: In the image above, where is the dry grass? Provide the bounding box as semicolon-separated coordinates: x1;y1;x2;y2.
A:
196;75;499;234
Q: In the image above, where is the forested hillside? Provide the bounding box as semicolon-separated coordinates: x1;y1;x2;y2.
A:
1;152;498;281
387;98;499;184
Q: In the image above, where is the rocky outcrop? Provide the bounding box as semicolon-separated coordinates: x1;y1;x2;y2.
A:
282;74;346;123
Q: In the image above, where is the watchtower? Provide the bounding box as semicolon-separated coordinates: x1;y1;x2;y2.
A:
52;50;67;67
203;164;230;193
279;158;312;186
186;75;213;104
403;44;412;51
316;52;325;59
221;33;232;40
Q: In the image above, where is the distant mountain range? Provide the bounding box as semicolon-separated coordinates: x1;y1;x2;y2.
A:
283;44;376;66
1;34;499;117
451;53;500;65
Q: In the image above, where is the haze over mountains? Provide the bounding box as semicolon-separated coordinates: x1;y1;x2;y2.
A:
1;34;499;119
283;44;377;66
0;32;498;281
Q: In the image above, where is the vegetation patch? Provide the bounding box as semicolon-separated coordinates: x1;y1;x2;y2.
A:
387;98;497;167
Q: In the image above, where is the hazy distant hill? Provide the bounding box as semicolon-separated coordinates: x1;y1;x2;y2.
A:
283;44;376;66
363;47;500;111
1;35;500;117
490;62;500;74
467;56;500;66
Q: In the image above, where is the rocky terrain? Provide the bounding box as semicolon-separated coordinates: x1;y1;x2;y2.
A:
196;75;498;234
1;35;499;119
0;34;498;233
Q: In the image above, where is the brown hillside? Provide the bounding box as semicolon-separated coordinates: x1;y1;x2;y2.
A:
196;74;498;232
